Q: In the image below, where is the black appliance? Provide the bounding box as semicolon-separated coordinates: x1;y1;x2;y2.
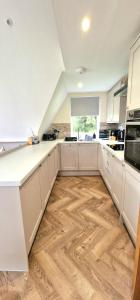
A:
99;130;109;140
117;130;125;142
64;137;77;142
107;144;124;151
42;133;56;141
111;129;125;142
125;109;140;171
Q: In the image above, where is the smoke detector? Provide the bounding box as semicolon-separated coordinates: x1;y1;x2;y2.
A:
75;67;87;74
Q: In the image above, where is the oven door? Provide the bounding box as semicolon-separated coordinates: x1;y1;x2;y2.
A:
125;123;140;170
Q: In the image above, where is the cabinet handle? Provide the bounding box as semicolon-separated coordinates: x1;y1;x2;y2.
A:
39;164;42;167
48;153;51;157
122;163;125;167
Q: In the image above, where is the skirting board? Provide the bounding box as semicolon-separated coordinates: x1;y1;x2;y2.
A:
59;170;100;176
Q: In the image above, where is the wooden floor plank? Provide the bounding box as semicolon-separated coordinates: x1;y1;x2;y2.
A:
0;176;134;300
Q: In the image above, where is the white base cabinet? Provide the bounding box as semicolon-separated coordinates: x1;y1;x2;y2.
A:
60;143;98;171
123;164;140;243
21;146;59;254
0;145;60;271
20;168;43;253
78;144;98;170
98;144;124;212
60;143;78;170
103;147;112;192
111;157;124;211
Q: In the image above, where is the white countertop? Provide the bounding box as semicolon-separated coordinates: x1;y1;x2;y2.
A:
0;140;60;187
100;140;124;162
0;139;124;187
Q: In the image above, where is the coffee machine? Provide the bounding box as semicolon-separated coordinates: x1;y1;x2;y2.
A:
110;129;125;142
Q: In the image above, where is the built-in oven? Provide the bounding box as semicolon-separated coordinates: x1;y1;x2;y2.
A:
125;109;140;171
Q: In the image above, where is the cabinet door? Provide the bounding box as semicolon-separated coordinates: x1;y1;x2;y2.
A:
60;144;78;170
54;145;60;176
113;96;120;123
78;144;98;170
123;168;140;243
127;37;140;109
48;149;56;187
39;157;50;211
107;91;114;122
111;157;123;211
98;144;104;176
103;148;112;192
20;168;42;253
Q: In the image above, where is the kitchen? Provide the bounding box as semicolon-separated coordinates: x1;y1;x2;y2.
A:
0;1;140;300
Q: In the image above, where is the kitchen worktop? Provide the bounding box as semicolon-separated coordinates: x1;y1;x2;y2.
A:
0;139;124;187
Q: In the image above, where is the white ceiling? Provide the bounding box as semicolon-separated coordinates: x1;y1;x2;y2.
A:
53;0;140;92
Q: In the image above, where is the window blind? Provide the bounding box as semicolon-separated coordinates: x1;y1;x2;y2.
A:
71;97;99;116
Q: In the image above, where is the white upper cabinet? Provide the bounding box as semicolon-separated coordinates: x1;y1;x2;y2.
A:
127;36;140;110
78;144;98;170
107;90;114;122
107;81;126;123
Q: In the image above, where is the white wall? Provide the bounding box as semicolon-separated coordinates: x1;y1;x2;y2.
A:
53;92;107;123
0;0;64;141
39;72;67;138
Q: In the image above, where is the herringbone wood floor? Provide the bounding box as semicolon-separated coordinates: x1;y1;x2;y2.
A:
0;176;134;300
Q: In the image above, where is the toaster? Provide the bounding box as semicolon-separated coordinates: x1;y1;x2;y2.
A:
42;133;56;141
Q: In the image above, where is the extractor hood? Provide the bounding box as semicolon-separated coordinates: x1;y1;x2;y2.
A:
114;84;127;97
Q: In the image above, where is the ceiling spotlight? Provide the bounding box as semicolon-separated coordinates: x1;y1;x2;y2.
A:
81;17;90;32
77;82;83;89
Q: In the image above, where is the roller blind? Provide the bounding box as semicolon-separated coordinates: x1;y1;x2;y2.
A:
71;97;99;116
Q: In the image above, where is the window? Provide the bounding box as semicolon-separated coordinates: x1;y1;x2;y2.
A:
71;115;99;140
71;97;99;140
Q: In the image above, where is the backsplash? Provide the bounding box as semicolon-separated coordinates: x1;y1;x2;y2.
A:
49;123;71;139
48;122;125;139
100;122;119;130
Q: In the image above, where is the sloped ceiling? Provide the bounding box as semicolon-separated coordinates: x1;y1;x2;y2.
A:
53;0;140;92
0;0;64;141
39;72;67;138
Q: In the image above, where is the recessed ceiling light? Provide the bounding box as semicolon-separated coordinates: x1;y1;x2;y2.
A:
81;17;90;32
77;82;83;89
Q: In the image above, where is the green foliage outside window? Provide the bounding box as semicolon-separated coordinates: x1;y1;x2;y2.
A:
72;116;97;133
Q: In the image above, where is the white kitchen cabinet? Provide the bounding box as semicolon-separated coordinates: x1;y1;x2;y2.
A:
48;149;56;187
60;143;78;170
54;145;60;176
39;157;50;211
107;81;126;123
103;147;112;192
127;36;140;110
123;164;140;243
98;144;105;177
20;167;42;253
111;156;124;211
107;90;114;122
78;143;98;170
